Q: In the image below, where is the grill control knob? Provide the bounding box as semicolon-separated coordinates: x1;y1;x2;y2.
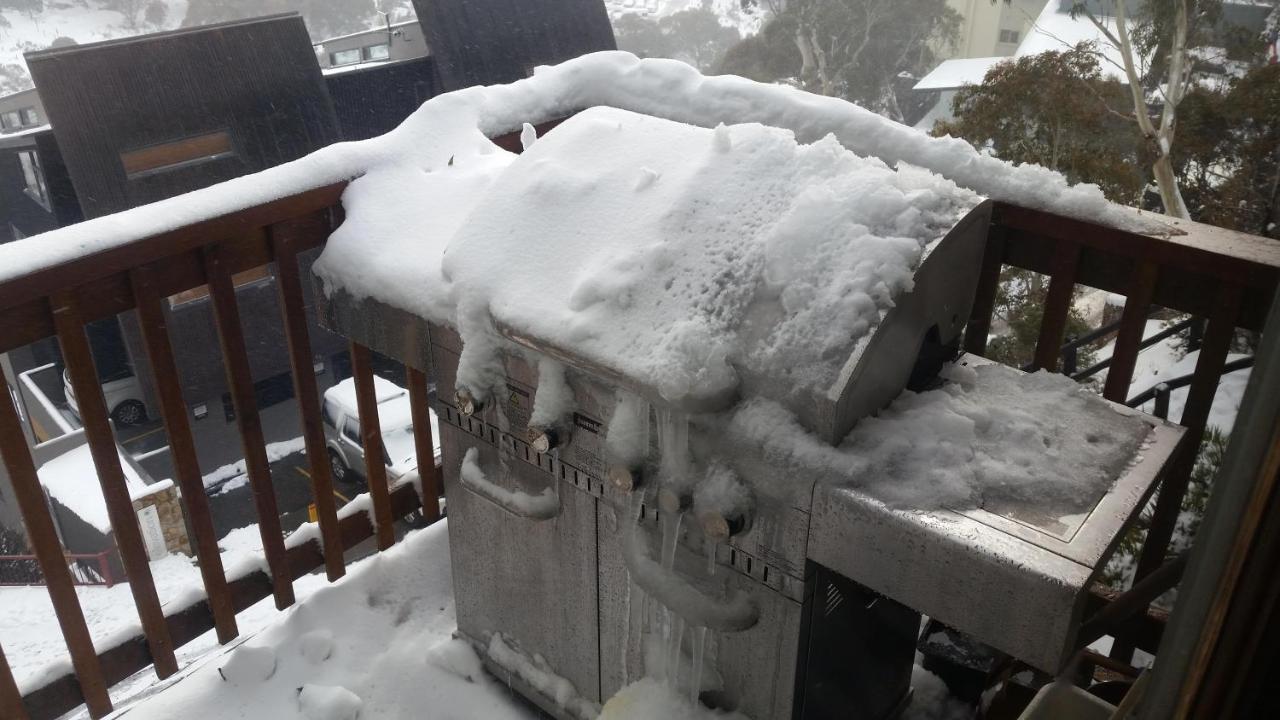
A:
455;388;482;416
528;427;560;453
608;465;641;492
700;511;748;543
658;488;691;515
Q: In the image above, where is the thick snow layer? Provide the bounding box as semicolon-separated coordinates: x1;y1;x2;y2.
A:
489;633;601;720
459;447;559;518
20;518;973;720
727;362;1152;511
0;525;304;694
1;52;1169;296
101;523;539;720
601;677;748;720
36;443;155;534
442;107;979;406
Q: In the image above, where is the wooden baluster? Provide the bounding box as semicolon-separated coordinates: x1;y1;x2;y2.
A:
0;387;112;717
1134;285;1243;582
1112;285;1243;663
963;226;1007;357
50;290;179;680
407;367;441;523
269;227;345;581
1032;241;1083;372
129;265;239;644
202;245;294;609
349;343;396;550
0;641;28;720
1103;262;1160;403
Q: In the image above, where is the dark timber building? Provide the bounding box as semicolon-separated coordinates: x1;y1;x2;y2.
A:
412;0;617;92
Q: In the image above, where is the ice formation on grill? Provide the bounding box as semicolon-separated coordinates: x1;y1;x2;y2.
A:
440;106;980;408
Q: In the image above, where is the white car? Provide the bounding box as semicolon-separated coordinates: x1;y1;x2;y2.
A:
322;376;441;485
64;369;148;426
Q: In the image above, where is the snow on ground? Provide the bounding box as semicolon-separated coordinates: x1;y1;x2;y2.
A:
1094;319;1251;432
0;525;272;694
103;522;535;720
62;521;967;720
204;436;307;494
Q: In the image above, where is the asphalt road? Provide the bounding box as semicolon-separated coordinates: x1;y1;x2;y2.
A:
205;450;372;538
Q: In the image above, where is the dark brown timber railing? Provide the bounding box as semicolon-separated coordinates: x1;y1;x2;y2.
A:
0;116;1277;719
966;203;1280;665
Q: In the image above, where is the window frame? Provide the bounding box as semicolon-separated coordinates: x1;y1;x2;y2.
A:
17;150;51;210
330;48;362;66
364;43;391;62
998;29;1020;45
341;415;361;444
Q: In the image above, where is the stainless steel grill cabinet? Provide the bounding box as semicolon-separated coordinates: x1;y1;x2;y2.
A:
317;125;1184;720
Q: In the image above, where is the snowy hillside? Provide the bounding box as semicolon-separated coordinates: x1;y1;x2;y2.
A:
0;0;188;94
604;0;766;37
0;0;415;95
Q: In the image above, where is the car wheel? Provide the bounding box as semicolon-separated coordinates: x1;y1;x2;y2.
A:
111;400;146;426
328;449;348;483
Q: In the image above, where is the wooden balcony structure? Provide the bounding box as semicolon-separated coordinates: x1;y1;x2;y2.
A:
0;115;1277;720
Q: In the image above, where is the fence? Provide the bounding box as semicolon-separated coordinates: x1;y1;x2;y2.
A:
0;551;114;588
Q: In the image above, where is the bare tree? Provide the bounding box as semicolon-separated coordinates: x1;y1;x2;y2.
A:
1073;1;1194;218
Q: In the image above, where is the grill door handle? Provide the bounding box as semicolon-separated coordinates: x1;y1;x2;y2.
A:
458;447;561;521
622;529;760;632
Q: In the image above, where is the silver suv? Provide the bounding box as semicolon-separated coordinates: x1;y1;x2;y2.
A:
321;376;439;485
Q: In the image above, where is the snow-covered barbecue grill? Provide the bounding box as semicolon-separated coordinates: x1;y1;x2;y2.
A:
315;105;1184;719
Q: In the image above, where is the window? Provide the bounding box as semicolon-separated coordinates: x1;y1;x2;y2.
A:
999;29;1020;44
19;108;38;126
342;415;360;443
120;130;236;180
1;110;20;129
18;150;50;208
331;48;361;66
253;372;295;410
364;43;390;61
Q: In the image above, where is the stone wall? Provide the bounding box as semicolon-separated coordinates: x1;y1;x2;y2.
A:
131;482;191;557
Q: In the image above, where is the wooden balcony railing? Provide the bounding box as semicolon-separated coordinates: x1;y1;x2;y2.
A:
966;203;1280;665
0;181;445;720
0;111;1277;720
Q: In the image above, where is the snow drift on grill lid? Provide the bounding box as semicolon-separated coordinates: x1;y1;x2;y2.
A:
440;107;982;417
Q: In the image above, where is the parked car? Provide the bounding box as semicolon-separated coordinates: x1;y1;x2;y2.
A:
63;368;148;426
322;376;440;485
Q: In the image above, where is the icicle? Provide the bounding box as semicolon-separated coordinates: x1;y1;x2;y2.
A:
661;511;685;571
690;626;708;703
667;614;685;689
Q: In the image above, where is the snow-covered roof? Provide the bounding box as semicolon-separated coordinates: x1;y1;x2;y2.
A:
1018;1;1128;80
0;52;1173;296
312;19;421;47
913;57;1005;91
37;443;162;534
